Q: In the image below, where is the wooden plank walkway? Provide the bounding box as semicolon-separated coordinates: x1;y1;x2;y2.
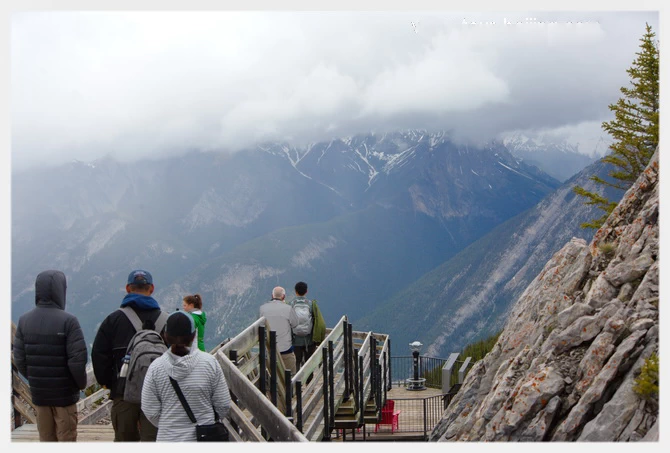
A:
11;387;446;442
335;386;445;441
11;424;115;442
387;386;443;399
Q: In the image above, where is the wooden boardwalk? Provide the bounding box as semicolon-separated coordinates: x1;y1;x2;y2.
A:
11;319;455;443
387;385;443;399
11;424;115;442
335;386;445;441
11;387;447;442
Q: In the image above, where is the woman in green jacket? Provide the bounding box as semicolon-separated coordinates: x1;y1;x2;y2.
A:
182;294;207;352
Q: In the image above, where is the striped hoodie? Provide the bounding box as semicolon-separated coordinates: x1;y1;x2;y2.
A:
141;346;231;441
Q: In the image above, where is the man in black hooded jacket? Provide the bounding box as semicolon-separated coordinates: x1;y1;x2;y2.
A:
13;270;88;442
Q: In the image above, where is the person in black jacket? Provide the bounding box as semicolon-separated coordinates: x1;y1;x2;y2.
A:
91;269;167;442
13;270;88;442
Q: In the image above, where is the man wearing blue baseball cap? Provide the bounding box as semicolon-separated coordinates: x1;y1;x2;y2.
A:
92;269;169;442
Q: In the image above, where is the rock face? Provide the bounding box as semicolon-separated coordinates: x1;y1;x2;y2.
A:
431;151;659;442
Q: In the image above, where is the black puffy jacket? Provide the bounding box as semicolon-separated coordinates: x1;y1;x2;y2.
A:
13;270;88;406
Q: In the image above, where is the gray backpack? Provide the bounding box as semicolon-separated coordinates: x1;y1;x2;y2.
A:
292;299;313;337
118;307;169;404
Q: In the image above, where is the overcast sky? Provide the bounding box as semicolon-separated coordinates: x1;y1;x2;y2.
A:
10;10;659;171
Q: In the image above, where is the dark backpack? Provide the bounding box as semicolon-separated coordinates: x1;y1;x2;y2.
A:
118;307;169;404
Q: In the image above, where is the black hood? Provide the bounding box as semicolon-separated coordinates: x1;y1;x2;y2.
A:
34;270;67;310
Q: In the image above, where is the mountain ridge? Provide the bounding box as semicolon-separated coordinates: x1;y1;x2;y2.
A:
430;150;659;441
12;130;562;353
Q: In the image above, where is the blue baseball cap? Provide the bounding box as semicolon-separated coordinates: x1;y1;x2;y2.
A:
127;269;153;285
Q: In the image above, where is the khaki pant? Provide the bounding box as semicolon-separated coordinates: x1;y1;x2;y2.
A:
36;404;78;442
281;352;297;376
111;398;158;442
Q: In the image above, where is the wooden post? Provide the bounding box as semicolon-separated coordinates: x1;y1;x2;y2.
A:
383;351;388;403
347;323;358;394
228;350;239;406
11;362;25;429
343;322;350;400
13;392;22;429
353;347;359;415
258;325;266;396
258;325;267;440
370;336;377;410
284;370;293;423
388;338;392;390
296;380;303;433
375;361;384;414
322;347;330;441
328;340;335;427
358;355;364;426
270;331;278;407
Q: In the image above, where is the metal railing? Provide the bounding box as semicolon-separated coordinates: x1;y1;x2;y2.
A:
364;393;449;440
390;355;462;388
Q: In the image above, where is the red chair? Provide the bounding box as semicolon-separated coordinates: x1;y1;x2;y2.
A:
374;399;401;433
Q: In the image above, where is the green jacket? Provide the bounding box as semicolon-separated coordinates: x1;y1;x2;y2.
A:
311;300;326;344
189;310;207;352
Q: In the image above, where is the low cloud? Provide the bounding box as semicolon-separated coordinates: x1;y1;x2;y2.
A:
10;11;658;171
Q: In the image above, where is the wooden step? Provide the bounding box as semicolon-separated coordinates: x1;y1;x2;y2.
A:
363;413;378;424
333;412;361;429
12;423;115;442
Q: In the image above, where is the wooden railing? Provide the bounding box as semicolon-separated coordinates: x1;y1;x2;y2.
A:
11;315;395;443
11;322;112;429
290;315;348;440
219;316;308;441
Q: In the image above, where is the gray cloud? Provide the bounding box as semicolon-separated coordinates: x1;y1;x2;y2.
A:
10;10;659;170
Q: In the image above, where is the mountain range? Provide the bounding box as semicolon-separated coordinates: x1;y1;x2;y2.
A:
503;134;602;182
12;130;605;356
357;157;619;357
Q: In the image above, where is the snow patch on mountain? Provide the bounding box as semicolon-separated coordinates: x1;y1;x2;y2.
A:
353;144;379;187
497;161;534;180
382;145;418;174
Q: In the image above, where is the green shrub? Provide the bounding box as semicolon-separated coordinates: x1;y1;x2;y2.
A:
598;242;616;256
461;330;503;363
633;353;659;400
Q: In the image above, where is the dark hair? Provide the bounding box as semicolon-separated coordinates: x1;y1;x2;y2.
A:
128;283;152;293
183;294;203;309
166;332;196;357
295;281;308;296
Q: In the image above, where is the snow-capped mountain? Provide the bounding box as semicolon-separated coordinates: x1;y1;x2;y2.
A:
502;133;602;182
12;130;563;351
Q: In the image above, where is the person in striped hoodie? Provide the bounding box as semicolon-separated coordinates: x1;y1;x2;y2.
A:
141;311;231;441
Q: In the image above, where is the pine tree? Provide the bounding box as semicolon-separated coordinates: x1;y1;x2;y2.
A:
574;23;659;229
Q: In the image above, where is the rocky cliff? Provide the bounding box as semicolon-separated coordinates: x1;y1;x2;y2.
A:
431;151;659;442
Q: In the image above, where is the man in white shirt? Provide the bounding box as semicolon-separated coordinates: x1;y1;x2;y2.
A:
259;286;299;375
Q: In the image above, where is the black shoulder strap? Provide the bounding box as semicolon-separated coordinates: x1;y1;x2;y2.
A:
169;377;197;424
